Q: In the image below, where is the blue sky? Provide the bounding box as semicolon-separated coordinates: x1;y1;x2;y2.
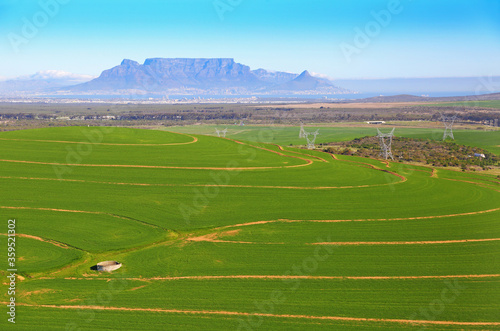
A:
0;0;499;79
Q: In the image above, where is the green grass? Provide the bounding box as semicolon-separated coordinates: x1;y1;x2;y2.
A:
424;100;500;109
0;126;498;330
0;236;83;273
167;125;500;155
223;210;500;244
4;209;167;252
117;241;499;278
6;278;500;324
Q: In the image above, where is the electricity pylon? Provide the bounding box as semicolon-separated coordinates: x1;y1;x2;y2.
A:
305;129;319;150
377;128;395;160
299;124;306;138
215;128;228;138
442;114;457;140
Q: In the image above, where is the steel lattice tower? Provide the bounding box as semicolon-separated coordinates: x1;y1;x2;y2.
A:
215;128;228;138
377;128;395;160
304;129;319;149
442;114;457;140
299;124;306;138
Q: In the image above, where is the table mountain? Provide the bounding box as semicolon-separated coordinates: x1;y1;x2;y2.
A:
68;58;348;95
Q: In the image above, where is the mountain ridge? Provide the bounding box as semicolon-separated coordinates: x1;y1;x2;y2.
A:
68;58;348;95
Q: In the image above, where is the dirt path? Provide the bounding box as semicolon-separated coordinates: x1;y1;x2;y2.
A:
187;236;500;246
7;302;500;326
187;230;284;245
273;144;328;162
37;274;500;282
311;238;500;246
0;133;198;146
0;158;311;171
443;178;500;192
227;138;313;167
217;207;500;230
0;175;406;190
0;233;70;249
0;205;105;215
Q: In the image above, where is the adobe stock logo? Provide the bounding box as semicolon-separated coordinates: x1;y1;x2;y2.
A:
213;0;243;21
339;0;404;63
8;0;70;53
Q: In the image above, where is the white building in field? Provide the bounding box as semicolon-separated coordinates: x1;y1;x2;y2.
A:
96;261;122;272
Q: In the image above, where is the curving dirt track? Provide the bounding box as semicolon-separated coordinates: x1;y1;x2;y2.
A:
311;238;500;245
6;302;500;326
0;132;198;146
0;175;405;190
0;233;70;249
219;207;500;230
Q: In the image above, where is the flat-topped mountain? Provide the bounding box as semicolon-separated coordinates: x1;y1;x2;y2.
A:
69;58;348;95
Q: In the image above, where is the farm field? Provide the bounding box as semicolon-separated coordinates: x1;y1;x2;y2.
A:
0;126;499;330
167;125;500;155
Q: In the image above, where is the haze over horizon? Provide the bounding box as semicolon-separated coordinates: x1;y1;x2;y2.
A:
1;0;499;81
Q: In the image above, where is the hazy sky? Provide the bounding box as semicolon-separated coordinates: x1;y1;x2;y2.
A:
1;0;499;79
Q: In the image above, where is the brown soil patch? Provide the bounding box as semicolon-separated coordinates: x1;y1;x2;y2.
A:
128;285;147;291
19;289;59;297
187;230;258;244
220;230;240;237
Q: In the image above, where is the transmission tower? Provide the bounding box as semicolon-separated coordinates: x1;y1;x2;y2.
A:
299;124;306;138
441;114;457;140
215;128;228;138
304;129;319;149
376;128;395;160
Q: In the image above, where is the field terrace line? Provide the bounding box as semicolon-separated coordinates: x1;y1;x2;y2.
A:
3;302;500;326
0;175;406;190
213;207;500;230
39;274;500;281
0;132;198;146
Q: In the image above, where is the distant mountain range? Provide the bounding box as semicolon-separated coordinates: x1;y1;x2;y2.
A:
66;58;348;95
0;71;95;95
2;59;499;98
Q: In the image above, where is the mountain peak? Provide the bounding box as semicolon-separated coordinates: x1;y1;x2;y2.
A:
121;59;140;67
298;70;312;78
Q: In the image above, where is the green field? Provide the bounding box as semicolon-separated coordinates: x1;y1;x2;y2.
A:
425;100;500;109
167;125;500;155
1;126;499;330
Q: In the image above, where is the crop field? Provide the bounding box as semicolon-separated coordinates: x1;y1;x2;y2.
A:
168;125;500;155
0;126;499;330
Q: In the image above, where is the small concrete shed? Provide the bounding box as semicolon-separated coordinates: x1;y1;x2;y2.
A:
96;261;122;272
